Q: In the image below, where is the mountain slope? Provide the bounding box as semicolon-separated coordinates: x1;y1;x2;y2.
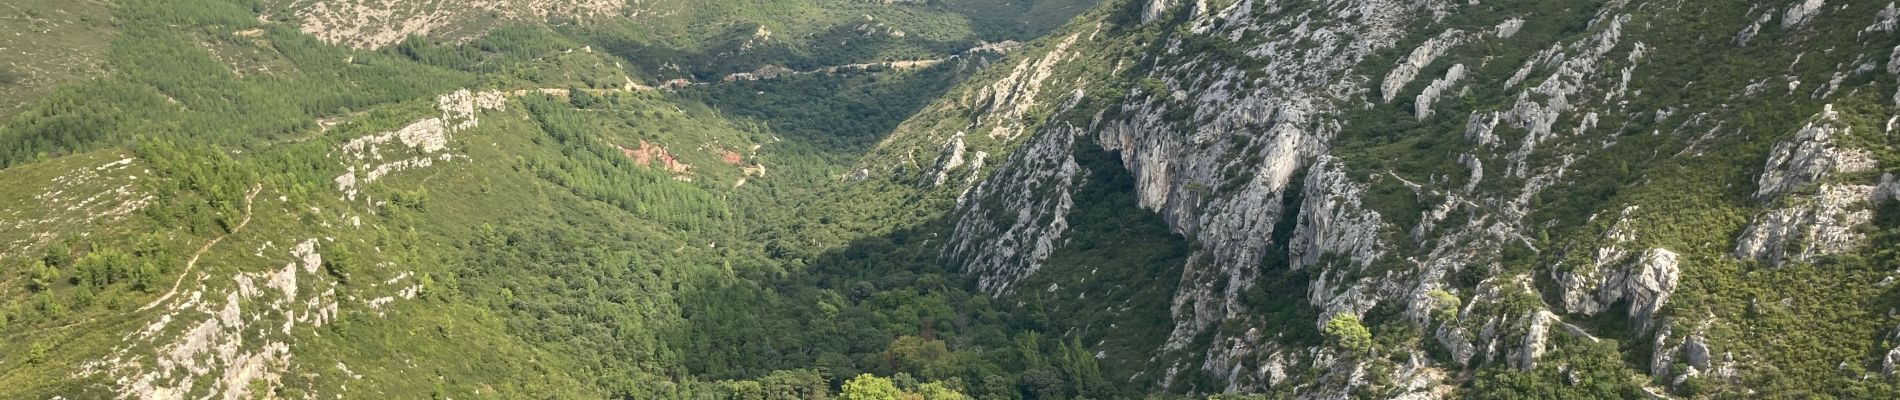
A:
0;0;1037;397
5;0;1900;399
852;0;1900;397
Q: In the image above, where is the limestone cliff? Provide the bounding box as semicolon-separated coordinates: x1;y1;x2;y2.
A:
870;0;1900;396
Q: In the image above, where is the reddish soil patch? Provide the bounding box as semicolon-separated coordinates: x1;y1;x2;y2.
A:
619;140;690;173
619;144;640;161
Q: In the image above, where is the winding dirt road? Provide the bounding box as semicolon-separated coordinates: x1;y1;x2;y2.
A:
137;183;263;312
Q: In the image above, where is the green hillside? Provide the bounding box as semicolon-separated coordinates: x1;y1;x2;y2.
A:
5;0;1900;399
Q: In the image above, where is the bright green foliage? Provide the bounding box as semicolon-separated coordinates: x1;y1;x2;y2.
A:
41;241;71;268
842;374;903;400
1323;314;1373;354
917;382;970;400
27;260;60;292
323;242;356;284
1056;336;1106;398
1427;290;1460;322
73;248;134;290
885;336;961;381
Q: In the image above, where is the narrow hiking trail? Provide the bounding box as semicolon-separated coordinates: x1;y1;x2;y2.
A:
137;183;263;312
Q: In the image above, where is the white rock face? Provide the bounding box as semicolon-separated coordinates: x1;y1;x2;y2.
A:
1734;184;1879;265
1782;0;1826;28
1886;345;1900;376
1735;106;1883;265
1557;216;1681;334
1512;310;1557;370
82;236;427;399
1649;329;1735;385
1869;3;1899;35
1890;45;1900;105
1495;18;1525;38
923;0;1893;394
1623;249;1681;333
1142;0;1176;24
927;133;969;187
1501;13;1631;177
1464;111;1502;147
1075;4;1426;375
1415;63;1467;120
1290;158;1386;270
1752;105;1868;201
973;35;1078;140
1736;11;1775;45
1559;206;1641;316
334;89;503;200
1382;30;1466;103
943;126;1083;293
1884;321;1900;376
977;1;1647;393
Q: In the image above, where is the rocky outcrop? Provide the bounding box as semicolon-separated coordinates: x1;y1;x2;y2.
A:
282;0;627;49
926;133;970;187
1880;173;1900;203
1735;105;1882;265
1554;205;1680;333
1383;30;1467;103
1464;111;1502;147
1557;206;1640;315
1512;310;1557;370
1751;105;1871;201
1415;63;1466;120
1884;322;1900;376
1623;249;1681;333
1865;3;1898;36
973;35;1078;140
1494;18;1525;39
82;238;427;399
1650;323;1740;389
1289;159;1387;270
1560;243;1680;334
1083;2;1424;369
1501;13;1632;177
906;0;1896;395
943;126;1083;293
1891;45;1900;106
1782;0;1827;29
1035;0;1650;393
335;89;502;201
1141;0;1176;24
1734;184;1880;265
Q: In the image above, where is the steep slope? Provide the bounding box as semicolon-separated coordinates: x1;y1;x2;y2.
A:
855;0;1900;397
263;0;1094;80
8;0;1900;398
0;0;1032;398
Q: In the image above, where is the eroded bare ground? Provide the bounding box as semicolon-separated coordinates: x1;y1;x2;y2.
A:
268;0;627;49
136;185;262;313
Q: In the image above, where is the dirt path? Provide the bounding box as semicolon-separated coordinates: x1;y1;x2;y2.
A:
137;183;263;312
